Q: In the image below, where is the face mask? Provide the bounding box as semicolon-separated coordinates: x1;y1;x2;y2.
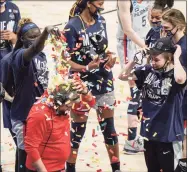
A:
165;27;178;38
152;21;162;32
23;39;35;48
89;3;104;18
0;1;6;7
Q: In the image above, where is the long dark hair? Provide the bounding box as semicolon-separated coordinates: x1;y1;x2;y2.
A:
154;0;174;9
69;0;95;19
13;18;33;52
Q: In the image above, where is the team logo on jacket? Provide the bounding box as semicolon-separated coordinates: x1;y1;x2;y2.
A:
9;13;15;20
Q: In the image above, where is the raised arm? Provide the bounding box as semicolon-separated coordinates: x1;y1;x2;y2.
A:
117;0;146;48
23;26;60;63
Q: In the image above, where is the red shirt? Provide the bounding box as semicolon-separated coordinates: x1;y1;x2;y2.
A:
24;103;70;171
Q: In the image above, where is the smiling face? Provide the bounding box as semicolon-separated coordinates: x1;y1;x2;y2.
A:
151;9;162;23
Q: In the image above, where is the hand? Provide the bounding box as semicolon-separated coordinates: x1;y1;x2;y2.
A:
134;47;150;65
0;30;16;41
87;57;100;71
72;80;88;94
160;29;167;38
174;45;181;59
45;25;61;39
104;51;116;69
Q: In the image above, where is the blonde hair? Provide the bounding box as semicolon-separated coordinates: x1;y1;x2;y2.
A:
162;9;186;31
18;18;33;28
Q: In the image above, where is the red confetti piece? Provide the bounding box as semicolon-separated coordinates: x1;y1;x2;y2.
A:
92;143;97;148
111;133;119;136
52;47;55;51
126;97;132;101
109;149;114;154
96;169;102;172
95;152;98;155
92;129;95;137
117;100;121;104
111;156;118;163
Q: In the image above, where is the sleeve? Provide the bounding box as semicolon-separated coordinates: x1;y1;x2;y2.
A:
179;47;187;72
145;30;151;47
13;5;21;33
63;23;77;52
13;49;30;70
24;110;48;163
134;65;151;89
0;58;9;87
63;23;79;63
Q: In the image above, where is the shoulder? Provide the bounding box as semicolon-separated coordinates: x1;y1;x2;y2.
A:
12;49;24;58
1;52;13;63
66;16;80;28
28;103;52;121
6;2;20;11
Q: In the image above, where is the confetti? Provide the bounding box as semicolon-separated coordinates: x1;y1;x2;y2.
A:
153;132;157;137
73;151;77;155
92;143;97;148
111;156;118;163
92;129;96;137
109;149;114;154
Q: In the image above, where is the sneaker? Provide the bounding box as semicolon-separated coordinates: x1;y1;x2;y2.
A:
123;136;145;155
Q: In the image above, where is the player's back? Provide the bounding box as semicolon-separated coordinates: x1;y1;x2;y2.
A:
131;0;151;39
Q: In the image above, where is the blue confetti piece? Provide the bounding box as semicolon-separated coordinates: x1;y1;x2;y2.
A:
106;87;112;92
97;126;100;131
101;122;107;127
20;165;23;168
77;55;83;62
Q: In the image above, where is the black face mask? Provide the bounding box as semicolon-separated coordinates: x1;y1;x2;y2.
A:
23;39;35;48
165;27;178;38
88;3;104;18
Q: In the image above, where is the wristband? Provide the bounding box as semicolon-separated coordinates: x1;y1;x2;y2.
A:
86;65;89;71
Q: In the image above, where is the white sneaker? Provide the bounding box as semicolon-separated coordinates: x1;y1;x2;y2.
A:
123;136;145;155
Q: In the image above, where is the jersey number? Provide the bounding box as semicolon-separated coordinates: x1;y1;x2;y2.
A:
142;16;146;27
